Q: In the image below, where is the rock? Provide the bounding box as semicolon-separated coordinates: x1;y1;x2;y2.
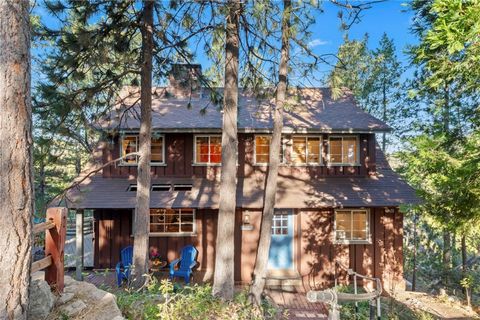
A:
58;299;87;317
53;276;125;320
28;279;55;320
56;292;75;306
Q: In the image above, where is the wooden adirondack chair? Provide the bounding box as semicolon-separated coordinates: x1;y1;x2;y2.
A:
169;245;198;284
116;246;133;287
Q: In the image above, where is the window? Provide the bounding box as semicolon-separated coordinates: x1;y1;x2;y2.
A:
271;214;289;235
120;134;165;165
122;135;138;164
151;184;171;191
329;136;358;165
194;135;221;164
149;208;195;235
254;135;284;164
173;184;192;191
151;136;164;164
290;136;322;165
335;209;369;243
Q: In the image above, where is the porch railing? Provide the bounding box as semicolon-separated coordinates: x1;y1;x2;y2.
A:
31;207;67;292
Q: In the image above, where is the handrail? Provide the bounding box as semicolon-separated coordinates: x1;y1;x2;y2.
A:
33;220;55;234
307;259;383;320
31;255;53;273
31;207;67;292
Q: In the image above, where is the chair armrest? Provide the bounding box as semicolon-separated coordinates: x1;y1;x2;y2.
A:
124;264;132;277
189;261;197;269
169;259;181;272
116;262;122;274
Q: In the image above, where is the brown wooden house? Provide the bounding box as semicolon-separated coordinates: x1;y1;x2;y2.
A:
63;65;418;292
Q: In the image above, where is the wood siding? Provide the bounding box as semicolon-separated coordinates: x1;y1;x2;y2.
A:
93;207;403;291
102;133;376;179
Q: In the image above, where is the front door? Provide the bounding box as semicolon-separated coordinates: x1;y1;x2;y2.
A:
268;210;294;269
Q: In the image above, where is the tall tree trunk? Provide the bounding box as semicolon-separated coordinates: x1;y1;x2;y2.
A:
461;233;471;307
442;230;451;285
382;82;387;151
412;211;418;292
38;155;47;215
441;83;451;287
0;1;33;318
249;0;292;306
132;0;153;288
212;0;240;300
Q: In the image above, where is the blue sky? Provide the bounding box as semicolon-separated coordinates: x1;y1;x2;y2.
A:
310;1;416;74
34;1;417;86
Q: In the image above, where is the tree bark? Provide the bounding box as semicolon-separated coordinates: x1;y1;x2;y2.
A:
382;82;387;151
412;211;418;292
0;1;34;318
212;0;240;300
442;230;451;285
249;0;292;305
461;233;471;307
132;0;153;288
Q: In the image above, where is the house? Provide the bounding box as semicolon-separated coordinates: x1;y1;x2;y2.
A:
63;64;418;292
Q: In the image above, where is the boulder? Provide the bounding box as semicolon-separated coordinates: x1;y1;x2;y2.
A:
58;299;87;317
56;292;75;306
53;276;124;320
28;279;55;320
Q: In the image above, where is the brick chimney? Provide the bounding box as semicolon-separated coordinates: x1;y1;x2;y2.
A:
168;64;202;98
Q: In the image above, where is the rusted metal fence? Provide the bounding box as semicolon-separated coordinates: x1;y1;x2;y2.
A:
31;207;67;292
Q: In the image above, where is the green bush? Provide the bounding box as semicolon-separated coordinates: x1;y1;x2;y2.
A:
115;278;285;320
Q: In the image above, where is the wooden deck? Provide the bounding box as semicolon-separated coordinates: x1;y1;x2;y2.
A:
74;270;328;319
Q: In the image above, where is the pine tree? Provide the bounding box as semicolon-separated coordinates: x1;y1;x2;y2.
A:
249;0;292;305
212;0;241;300
369;33;403;151
0;0;33;318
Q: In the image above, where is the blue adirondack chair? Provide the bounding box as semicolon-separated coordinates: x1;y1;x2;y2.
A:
116;246;133;287
169;245;198;284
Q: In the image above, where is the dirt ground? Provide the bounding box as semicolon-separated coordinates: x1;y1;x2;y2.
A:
394;291;479;319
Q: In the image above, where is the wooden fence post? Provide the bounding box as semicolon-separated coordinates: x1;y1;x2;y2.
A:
45;207;67;292
76;209;84;281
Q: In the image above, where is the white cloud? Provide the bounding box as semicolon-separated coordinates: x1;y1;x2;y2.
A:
308;39;329;48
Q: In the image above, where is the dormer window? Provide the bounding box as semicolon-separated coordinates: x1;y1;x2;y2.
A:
120;134;165;165
328;136;359;165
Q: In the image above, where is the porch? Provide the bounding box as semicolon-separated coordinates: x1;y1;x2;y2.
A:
70;270;328;320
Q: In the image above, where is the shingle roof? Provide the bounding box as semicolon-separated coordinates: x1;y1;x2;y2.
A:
60;147;419;210
98;87;390;133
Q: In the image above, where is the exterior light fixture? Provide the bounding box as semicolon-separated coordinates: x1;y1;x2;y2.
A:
241;213;254;231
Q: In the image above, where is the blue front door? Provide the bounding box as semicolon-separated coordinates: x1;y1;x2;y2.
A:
268;211;294;269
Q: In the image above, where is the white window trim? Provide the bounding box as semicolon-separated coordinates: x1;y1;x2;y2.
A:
333;208;371;244
193;134;222;166
119;132;166;166
327;135;360;166
119;133;138;166
288;135;323;166
253;135;286;166
149;208;197;237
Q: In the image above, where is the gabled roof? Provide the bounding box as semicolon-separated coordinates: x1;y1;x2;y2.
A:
59;147;419;210
98;87;390;133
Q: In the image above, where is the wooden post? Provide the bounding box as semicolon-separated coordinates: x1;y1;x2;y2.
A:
76;209;84;281
45;207;67;292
